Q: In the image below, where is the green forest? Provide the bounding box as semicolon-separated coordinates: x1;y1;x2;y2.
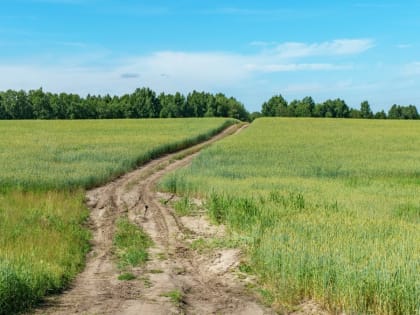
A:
0;87;419;120
0;88;249;121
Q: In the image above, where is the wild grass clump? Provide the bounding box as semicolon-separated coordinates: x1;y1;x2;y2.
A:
114;217;152;268
160;118;420;314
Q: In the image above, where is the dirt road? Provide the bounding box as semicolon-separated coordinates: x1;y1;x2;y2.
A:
33;123;275;315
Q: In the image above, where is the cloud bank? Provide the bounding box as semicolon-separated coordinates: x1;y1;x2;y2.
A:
0;38;374;104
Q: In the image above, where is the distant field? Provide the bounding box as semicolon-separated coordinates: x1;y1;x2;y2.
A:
161;118;420;315
0;118;234;190
0;118;234;314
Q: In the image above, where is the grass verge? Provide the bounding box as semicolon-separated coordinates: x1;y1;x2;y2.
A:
0;190;90;315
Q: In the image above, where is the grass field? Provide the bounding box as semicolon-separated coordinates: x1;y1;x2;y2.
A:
0;118;234;315
160;118;420;315
0;118;235;190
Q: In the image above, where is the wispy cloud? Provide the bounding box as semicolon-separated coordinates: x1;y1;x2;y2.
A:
396;44;412;49
244;63;350;72
272;39;374;58
402;62;420;76
120;73;140;79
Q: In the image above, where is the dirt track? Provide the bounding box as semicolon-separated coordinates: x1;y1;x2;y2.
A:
32;123;275;315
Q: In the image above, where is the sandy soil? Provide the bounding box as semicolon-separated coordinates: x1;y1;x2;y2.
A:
31;124;276;315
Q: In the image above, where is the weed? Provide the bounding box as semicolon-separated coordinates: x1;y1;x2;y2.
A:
114;217;152;268
161;289;184;307
174;196;193;216
118;272;136;281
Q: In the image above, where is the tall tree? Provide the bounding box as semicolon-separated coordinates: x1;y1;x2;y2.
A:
360;100;373;119
29;88;52;119
261;95;288;116
388;104;402;119
295;96;315;117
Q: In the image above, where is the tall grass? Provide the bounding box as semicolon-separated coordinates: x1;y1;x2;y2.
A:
160;118;420;314
0;190;90;314
0;118;235;314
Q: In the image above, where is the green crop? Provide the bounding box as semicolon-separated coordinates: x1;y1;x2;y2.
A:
0;118;234;314
0;118;235;191
160;118;420;314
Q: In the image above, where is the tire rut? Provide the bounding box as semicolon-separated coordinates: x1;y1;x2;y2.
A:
31;123;274;315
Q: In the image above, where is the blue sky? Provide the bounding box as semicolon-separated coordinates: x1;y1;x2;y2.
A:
1;0;420;112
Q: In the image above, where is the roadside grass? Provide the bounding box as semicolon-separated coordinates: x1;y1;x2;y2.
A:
0;190;90;315
173;195;195;216
160;118;420;315
114;217;152;269
0;118;235;314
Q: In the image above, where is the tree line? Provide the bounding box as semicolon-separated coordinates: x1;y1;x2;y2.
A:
1;87;418;121
0;88;250;121
258;95;419;120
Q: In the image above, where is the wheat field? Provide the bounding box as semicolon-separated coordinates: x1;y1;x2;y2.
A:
161;118;420;314
0;118;234;314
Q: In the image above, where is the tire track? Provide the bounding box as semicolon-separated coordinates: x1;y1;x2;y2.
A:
31;123;274;315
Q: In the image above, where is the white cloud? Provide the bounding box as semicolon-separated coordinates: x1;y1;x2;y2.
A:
273;39;374;58
245;63;350;72
0;38;374;97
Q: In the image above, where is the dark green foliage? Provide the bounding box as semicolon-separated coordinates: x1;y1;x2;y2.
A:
261;94;288;116
388;104;419;119
349;108;362;118
0;88;249;121
360;100;373;118
315;98;350;118
260;95;419;120
374;110;387;119
294;96;315;117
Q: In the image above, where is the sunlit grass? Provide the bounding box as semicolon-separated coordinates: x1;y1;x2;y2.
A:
0;118;235;314
160;118;420;314
0;190;90;314
114;217;152;269
0;118;235;190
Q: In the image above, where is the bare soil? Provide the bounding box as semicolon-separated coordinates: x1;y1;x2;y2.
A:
31;124;276;315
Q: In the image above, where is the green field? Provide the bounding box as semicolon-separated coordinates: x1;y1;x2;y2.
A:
0;119;235;190
0;118;234;314
161;118;420;314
